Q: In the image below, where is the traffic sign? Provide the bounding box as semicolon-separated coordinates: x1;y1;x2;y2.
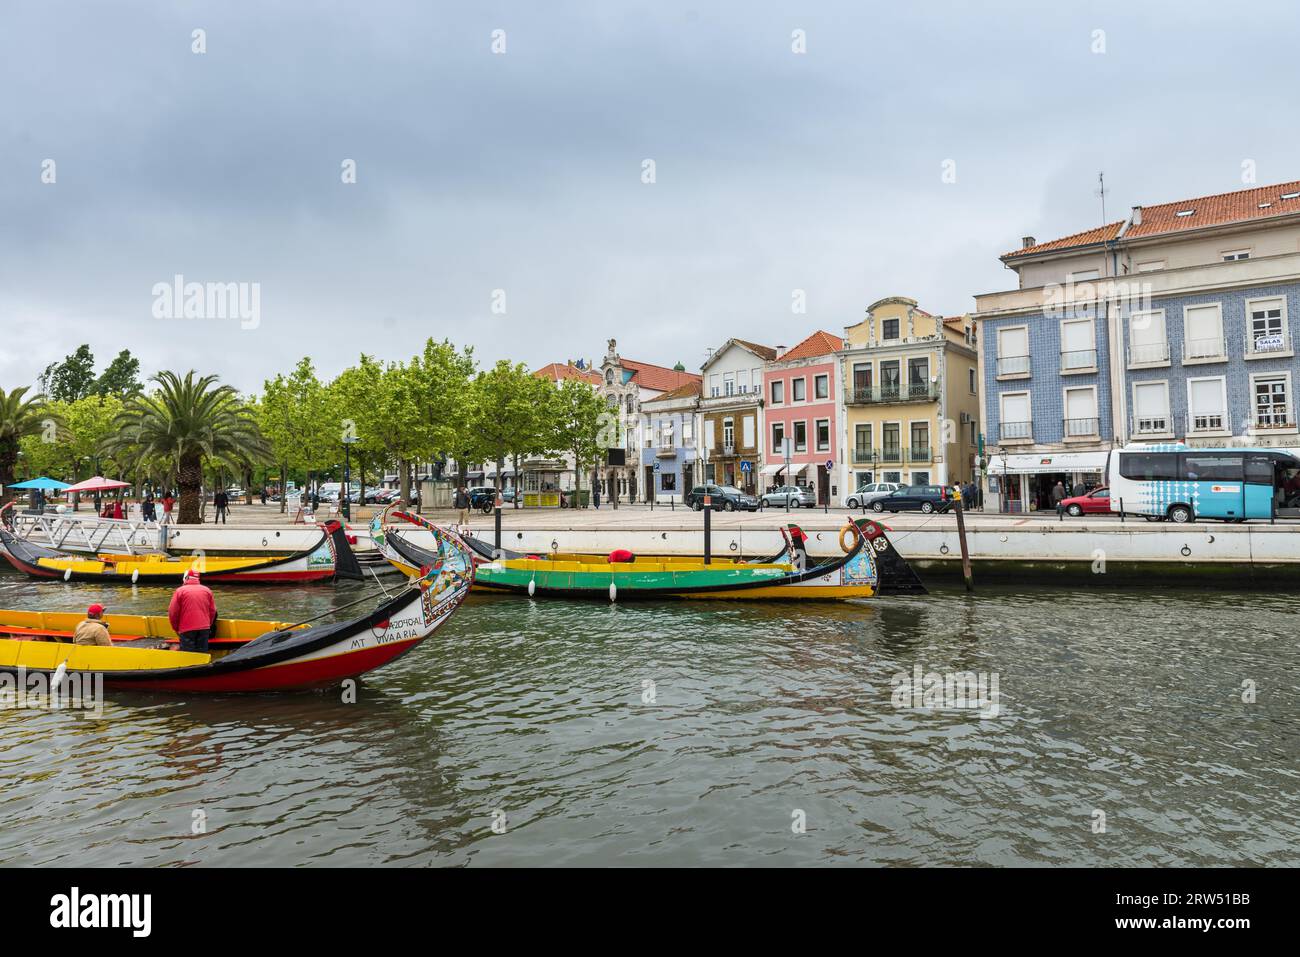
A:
653;461;660;471
825;459;834;471
740;461;752;473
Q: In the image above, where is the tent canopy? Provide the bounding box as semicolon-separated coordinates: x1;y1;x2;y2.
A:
6;476;70;490
985;451;1110;475
64;476;131;493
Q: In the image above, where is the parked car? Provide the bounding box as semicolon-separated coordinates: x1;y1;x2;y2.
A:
684;484;761;512
225;486;245;499
1060;486;1110;517
762;485;816;508
843;482;902;509
872;484;951;514
467;486;500;512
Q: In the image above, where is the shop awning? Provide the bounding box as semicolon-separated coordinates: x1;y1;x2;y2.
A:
759;464;784;476
986;451;1110;475
788;463;809;478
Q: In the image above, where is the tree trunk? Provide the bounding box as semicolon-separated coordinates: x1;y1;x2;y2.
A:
573;448;582;506
279;462;287;512
399;457;411;507
177;452;203;524
0;439;16;507
244;467;253;505
512;451;522;508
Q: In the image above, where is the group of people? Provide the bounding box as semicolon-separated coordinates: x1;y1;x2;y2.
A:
74;568;218;653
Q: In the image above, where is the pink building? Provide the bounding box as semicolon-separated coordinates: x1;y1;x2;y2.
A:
761;330;844;504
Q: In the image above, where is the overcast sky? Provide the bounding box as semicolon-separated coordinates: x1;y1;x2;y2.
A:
3;0;1297;394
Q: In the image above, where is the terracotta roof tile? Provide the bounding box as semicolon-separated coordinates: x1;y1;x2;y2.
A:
1002;222;1124;260
730;339;778;361
619;358;701;393
645;380;701;402
534;362;601;385
773;330;844;363
1126;179;1300;238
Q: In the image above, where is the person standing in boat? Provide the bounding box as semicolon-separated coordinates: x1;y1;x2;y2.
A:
74;603;112;647
169;570;217;653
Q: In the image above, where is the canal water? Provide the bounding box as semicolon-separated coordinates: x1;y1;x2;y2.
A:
0;569;1295;867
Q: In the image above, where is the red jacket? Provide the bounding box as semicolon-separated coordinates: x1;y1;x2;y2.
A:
169;582;216;634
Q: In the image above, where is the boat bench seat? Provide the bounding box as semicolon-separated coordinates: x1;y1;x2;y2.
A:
0;640;211;671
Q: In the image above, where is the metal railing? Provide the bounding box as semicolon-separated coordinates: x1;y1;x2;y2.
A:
997;355;1031;376
1127;341;1169;365
1131;416;1170;435
1061;348;1098;371
908;445;932;462
1063;416;1099;437
999;420;1032;441
1249;332;1290;355
844;382;939;405
852;447;875;464
1184;336;1227;361
880;447;903;463
1188;411;1226;432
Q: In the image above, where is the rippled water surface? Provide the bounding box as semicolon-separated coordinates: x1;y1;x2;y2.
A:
1;568;1296;867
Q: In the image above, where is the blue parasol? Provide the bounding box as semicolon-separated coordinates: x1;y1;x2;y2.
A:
6;476;72;491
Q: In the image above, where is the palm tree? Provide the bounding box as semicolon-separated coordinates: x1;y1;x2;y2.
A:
0;387;61;505
103;371;271;523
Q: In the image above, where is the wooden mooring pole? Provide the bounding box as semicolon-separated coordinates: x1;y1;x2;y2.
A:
953;486;974;591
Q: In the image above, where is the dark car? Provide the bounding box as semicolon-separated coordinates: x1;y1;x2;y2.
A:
872;484;951;514
684;484;760;512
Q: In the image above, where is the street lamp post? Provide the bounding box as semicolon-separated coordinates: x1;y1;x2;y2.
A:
342;435;359;520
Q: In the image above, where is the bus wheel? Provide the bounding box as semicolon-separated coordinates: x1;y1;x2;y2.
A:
1143;515;1163;522
1168;504;1193;524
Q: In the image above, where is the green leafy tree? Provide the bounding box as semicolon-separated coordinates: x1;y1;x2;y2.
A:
470;362;555;507
93;350;143;398
399;339;476;499
548;377;608;505
40;345;97;403
102;371;271;523
0;387;62;504
258;358;334;511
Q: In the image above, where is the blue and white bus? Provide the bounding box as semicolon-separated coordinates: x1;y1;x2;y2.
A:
1108;444;1300;522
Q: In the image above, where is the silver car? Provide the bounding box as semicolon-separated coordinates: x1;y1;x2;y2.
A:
762;485;816;508
843;482;902;509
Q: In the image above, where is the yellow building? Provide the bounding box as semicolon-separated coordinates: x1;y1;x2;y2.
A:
838;297;981;495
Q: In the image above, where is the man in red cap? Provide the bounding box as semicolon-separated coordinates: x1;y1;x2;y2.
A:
169;569;217;653
74;604;112;646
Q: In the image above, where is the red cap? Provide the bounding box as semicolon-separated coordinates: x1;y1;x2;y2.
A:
184;569;200;582
87;603;105;617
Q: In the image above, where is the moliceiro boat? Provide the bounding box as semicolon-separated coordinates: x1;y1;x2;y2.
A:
377;510;924;600
0;506;363;584
0;524;474;693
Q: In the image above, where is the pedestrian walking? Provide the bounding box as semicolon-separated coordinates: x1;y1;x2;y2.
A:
1052;480;1067;517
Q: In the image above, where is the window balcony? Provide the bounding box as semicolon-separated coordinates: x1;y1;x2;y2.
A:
1060;349;1098;373
908;446;933;463
1252;416;1297;431
1188;411;1227;433
1184;336;1227;363
1127;342;1170;366
1062;417;1099;438
1131;415;1172;436
880;447;904;464
852;446;876;464
1247;332;1292;359
996;355;1031;377
999;421;1032;443
844;382;939;405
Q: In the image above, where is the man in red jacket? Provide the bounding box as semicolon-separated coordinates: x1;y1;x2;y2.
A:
169;569;217;653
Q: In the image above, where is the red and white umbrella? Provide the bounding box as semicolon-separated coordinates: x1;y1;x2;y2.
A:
63;476;132;493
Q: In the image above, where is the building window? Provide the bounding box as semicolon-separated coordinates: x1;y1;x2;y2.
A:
909;422;930;461
881;423;901;462
771;421;784;453
1132;381;1170;435
1253;375;1291;429
854;424;872;462
1247;297;1288;354
660;472;677;492
907;357;930;398
880;360;901;398
1222;249;1251;262
911;471;930;486
770;380;784;404
792;377;806;402
723;373;735;396
814;374;829;400
882;318;900;340
1128;310;1169;365
1063;387;1099;437
852;363;872;401
793;421;807;452
1188;377;1227;432
1184;303;1226;361
996;326;1030;376
999;392;1031;441
815;418;830;452
722;417;735;450
709;373;720;397
968;368;977;394
1061;318;1097;371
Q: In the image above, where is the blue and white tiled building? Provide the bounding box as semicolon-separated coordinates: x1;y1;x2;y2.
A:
974;180;1300;511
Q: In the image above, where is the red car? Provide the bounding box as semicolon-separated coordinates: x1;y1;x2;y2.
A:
1060;486;1110;516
